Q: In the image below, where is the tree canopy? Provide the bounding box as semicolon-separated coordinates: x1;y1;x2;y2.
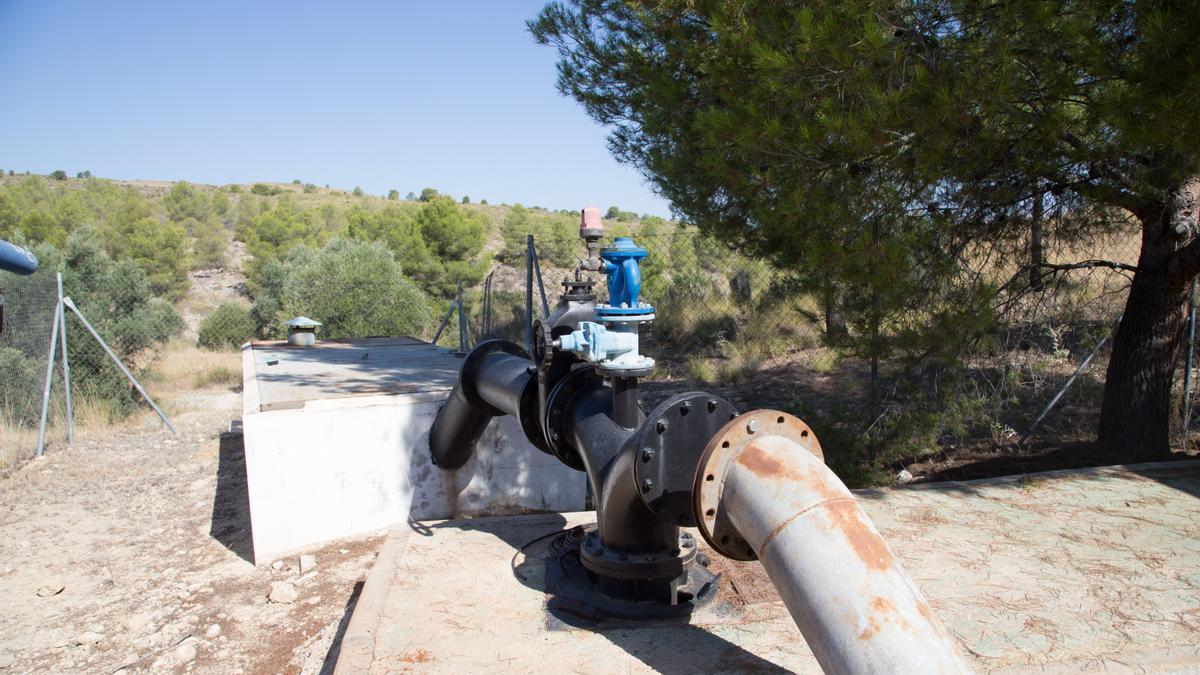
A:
531;0;1200;456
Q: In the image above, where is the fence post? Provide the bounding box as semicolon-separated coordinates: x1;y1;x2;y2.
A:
56;272;73;444
62;297;177;435
1020;326;1114;445
531;243;550;318
1184;280;1197;434
482;271;493;337
35;296;61;458
456;280;468;353
525;234;535;354
431;298;457;346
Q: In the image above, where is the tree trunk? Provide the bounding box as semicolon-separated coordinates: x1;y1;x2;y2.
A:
823;278;848;345
1097;177;1200;458
1029;192;1044;290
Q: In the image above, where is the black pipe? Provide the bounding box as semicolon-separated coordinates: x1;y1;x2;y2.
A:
611;376;640;429
565;387;677;555
429;380;490;470
474;351;535;419
429;340;540;470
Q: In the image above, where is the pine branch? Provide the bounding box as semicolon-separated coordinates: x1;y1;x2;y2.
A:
1032;259;1138;274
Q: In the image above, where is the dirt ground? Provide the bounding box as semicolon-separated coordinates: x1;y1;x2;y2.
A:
0;391;383;674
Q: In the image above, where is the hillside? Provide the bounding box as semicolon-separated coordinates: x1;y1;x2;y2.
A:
0;172;670;267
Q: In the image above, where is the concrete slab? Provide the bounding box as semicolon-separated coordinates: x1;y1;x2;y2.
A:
339;461;1200;673
241;338;586;563
246;337;458;411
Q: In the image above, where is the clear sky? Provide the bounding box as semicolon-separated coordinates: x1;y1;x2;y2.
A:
0;1;672;216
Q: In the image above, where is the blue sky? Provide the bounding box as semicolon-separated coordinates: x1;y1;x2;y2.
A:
0;1;672;216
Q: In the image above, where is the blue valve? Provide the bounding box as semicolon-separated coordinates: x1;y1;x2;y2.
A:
597;237;654;318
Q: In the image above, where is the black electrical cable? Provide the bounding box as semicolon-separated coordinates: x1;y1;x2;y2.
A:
510;526;572;582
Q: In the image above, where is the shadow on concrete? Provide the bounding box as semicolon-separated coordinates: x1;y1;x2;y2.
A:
585;622;789;674
319;581;364;675
429;513;789;673
210;432;254;564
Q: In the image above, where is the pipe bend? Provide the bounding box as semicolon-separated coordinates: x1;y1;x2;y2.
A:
697;412;970;675
429;340;535;470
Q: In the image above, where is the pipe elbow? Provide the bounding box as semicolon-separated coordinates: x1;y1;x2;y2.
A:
428;340;541;470
429;380;493;470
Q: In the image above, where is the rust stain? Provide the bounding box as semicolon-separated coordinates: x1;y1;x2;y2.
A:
916;600;936;625
737;441;894;572
823;499;895;572
399;648;434;663
860;596;912;641
737;442;804;482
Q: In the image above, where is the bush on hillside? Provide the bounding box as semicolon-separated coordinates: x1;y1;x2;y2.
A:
198;303;256;350
250;238;432;340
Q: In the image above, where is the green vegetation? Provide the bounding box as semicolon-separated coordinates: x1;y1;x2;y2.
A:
533;0;1200;459
198;303;255;350
249;238;431;340
497;204;577;267
250;183;281;196
0;228;184;422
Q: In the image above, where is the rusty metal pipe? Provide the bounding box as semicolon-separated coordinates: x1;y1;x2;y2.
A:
696;413;970;674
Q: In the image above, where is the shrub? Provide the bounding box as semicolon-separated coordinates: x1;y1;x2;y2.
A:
250;183;280;196
277;239;432;338
50;170;67;181
303;183;317;194
388;189;399;200
192;217;228;268
0;347;41;428
419;188;438;202
198;303;255;350
353;186;364;197
163;182;211;222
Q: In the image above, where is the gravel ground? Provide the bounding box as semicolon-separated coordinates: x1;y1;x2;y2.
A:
0;403;382;674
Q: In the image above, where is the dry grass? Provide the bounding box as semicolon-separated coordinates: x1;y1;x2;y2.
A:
151;338;242;395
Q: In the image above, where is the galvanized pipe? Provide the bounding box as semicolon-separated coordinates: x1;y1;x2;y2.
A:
700;418;969;674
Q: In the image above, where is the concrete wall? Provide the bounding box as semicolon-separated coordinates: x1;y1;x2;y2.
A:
242;352;586;563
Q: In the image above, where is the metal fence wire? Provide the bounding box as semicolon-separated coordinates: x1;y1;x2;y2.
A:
35;223;1180;475
0;272;61;474
456;228;1182;458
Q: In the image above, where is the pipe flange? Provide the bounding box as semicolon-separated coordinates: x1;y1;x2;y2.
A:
458;340;532;415
596;363;655;378
579;530;697;580
542;366;601;471
692;410;824;561
630;393;739;527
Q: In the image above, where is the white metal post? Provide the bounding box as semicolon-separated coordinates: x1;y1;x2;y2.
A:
62;297;177;435
35;297;61;458
56;272;73;444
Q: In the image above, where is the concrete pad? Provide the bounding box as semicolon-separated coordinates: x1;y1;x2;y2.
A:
241;338;586;563
338;461;1200;673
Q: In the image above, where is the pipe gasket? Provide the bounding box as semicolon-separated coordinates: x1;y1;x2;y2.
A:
691;410;823;561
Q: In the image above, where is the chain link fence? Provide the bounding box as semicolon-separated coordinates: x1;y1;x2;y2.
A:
186;226;1192;478
455;228;1170;474
0;272;61;474
0;268;184;475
